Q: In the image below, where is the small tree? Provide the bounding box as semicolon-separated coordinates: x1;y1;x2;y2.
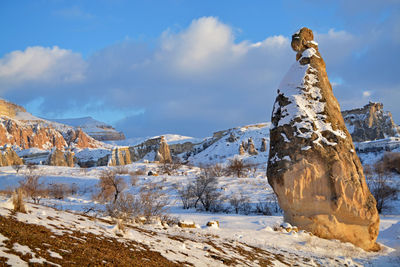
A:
95;170;127;204
19;172;45;204
192;172;222;211
229;193;250;214
177;183;195;209
366;163;398;213
226;158;252;178
206;163;225;177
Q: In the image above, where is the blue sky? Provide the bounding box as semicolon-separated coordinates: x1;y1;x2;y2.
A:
0;0;399;138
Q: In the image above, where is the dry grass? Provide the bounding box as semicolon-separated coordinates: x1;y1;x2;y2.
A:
0;215;181;266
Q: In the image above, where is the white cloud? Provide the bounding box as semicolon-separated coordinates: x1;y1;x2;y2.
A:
0;46;86;89
363;91;372;97
159;17;250;72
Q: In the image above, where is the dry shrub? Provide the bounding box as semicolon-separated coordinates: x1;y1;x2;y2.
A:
0;187;15;198
205;163;224;177
365;163;399;213
94;169;127;204
158;160;182;175
381;152;400;174
106;182;170;223
48;183;70;200
19;172;46;204
12;188;26;213
229;193;250;214
114;166;129;175
225;158;252;178
131;169;146;176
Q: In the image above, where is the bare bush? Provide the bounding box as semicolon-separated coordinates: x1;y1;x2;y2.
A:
255;200;272;215
48;183;70;200
365;163;399;213
177;183;195;209
131;169;146;176
19;172;46;204
158;160;182;176
94;170;127;204
114;166;129;175
12;165;23;174
192;172;222;212
106;182;169;223
26;163;38;173
207;163;225;177
226;158;252;178
70;183;79;195
229;193;250;214
12;188;26;213
80;166;89;175
138;182;170;221
381;152;400;174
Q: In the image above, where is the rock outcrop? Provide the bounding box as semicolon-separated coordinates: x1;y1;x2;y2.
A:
46;148;75;167
267;28;379;251
247;138;258;155
0;146;23;166
239;143;245;155
260;138;267;152
108;147;132;166
155;136;172;163
342;102;400;142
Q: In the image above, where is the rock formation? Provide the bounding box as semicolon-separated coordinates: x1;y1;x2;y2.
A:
342;102;400;142
260;138;267;152
108;147;132;166
46;148;75;167
247;138;258;155
155;136;172;163
0;146;23;166
267;27;379;251
239;143;245;155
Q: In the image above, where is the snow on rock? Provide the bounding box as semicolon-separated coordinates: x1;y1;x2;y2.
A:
268;27;380;251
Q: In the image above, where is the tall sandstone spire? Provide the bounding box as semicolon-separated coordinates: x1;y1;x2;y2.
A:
267;28;380;251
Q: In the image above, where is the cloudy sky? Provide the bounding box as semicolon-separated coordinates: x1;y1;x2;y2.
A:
0;0;399;138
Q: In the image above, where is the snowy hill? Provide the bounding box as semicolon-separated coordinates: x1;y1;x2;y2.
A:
49;116;125;141
0;164;398;266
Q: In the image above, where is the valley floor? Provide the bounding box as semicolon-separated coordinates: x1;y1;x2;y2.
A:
0;164;399;266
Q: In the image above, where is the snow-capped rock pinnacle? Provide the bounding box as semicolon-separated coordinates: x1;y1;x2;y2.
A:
267;27;380;251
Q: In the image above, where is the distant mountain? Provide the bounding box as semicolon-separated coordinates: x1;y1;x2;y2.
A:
48;117;125;141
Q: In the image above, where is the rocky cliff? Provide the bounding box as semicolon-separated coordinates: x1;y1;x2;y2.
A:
267;28;379;251
0;99;102;150
342;102;400;142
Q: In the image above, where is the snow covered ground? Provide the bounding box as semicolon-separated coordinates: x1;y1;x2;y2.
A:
0;164;400;266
